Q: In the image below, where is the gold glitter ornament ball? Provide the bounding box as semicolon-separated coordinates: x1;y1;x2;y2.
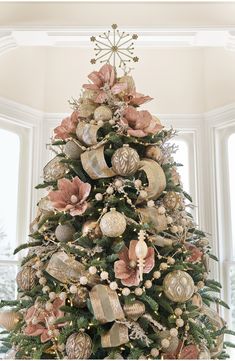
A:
43;156;68;182
100;208;126;237
66;332;92;359
163;270;194;303
94;105;112;122
16;266;36;291
163;191;181;210
55;223;76;242
111;145;140;176
72;286;89;308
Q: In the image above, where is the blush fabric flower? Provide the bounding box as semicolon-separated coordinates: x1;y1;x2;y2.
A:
83;64;127;103
163;342;199;360
127;92;153;106
114;240;155;287
185;243;203;263
24;298;65;343
48;176;91;216
120;106;163;138
53;111;79;140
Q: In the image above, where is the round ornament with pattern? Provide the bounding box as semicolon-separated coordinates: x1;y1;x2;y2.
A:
163;270;194;303
111;145;140;176
66;332;92;359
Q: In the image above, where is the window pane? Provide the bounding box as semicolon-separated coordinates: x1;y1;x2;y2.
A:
0;264;17;300
228;133;235;258
0;129;20;260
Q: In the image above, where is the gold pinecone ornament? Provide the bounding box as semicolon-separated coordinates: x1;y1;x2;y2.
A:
72;286;89;308
163;191;181;210
65;332;92;359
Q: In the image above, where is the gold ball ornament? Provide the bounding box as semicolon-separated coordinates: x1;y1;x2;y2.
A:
145;145;162;162
100;208;126;237
163;270;194;303
64;140;84;160
55;223;76;242
94;105;112;122
16;266;36;291
43;156;68;182
123;301;145;321
111;145;140;176
78;99;97;118
66;332;92;359
82;220;102;239
163;191;181;210
72;286;89;308
159;330;179;354
0;310;19;331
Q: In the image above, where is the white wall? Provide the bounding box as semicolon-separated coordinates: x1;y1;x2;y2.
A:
0;46;233;114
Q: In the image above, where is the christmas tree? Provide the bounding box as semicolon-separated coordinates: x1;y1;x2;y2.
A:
0;24;234;360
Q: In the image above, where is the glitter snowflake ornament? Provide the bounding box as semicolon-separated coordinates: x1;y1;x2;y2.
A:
90;24;139;68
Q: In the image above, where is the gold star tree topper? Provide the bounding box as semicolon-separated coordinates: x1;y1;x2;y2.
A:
90;24;139;68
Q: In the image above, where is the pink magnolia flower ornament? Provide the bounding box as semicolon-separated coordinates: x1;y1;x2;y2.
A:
48;176;91;216
185;243;203;263
24;298;65;343
114;240;155;287
120;106;163;138
83;64;127;103
53;111;79;140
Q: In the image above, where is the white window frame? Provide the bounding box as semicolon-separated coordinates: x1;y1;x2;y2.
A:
0;97;43;297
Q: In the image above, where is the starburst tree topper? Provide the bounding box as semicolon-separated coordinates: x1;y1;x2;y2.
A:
90;24;139;69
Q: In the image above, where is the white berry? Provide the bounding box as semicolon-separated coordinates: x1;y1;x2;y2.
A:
158;206;166;214
80;276;88;285
176;318;184;327
171;225;178;233
147;200;155;207
49;292;56;301
153;271;161;279
100;271;109;280
42;286;50;293
110;281;118;291
69;285;78;294
161;338;170;348
178;225;183;233
167;216;173;224
150;348;159;357
97;120;104;126
170;328;178;337
144;280;152;289
167;257;175;265
39;277;47;285
134;287;143;296
95;193;103;201
160;262;168;270
174;308;183;316
109;119;115;125
122;287;130;296
114;179;123;188
106;186;114;195
89;266;97;275
59;292;67;301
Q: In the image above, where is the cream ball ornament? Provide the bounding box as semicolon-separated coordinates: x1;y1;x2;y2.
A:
55;223;76;242
163;270;194;303
111;145;140;176
94;105;112;122
150;348;159;357
100;208;126;237
159;330;179;354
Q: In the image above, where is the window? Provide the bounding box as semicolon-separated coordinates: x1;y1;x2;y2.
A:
227;133;235;330
169;132;198;222
0;129;20;300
